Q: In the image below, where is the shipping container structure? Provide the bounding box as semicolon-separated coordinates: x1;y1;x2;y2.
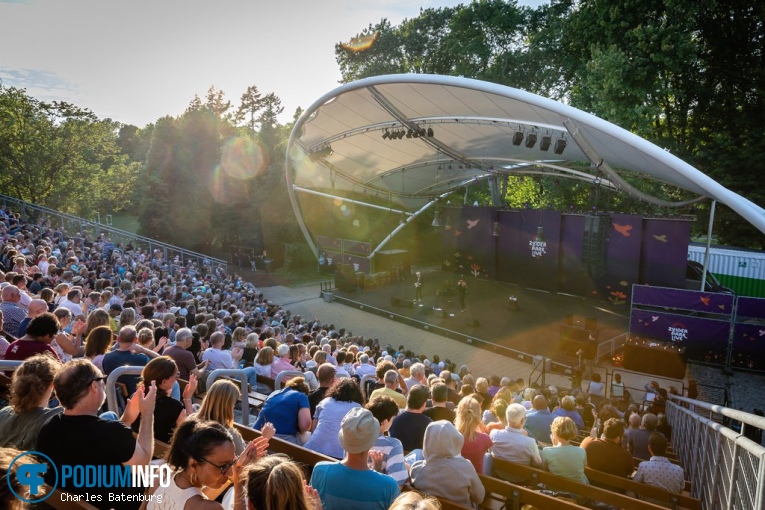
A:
687;244;765;297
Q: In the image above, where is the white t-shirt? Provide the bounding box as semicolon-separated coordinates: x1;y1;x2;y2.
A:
201;348;235;370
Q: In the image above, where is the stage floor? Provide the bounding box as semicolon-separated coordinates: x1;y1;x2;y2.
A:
333;269;630;367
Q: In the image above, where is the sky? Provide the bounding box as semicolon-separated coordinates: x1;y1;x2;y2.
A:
0;0;546;128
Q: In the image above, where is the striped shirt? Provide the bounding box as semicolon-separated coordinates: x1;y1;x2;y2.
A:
373;434;408;487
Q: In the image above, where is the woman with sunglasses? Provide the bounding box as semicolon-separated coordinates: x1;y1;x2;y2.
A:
122;356;197;443
147;417;270;510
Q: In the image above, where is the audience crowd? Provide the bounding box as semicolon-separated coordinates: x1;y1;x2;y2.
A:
0;207;689;510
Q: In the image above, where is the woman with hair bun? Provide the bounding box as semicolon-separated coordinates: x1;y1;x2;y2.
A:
242;454;321;510
0;354;63;450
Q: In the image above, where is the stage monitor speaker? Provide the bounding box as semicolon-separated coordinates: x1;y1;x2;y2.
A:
565;314;574;326
585;317;597;331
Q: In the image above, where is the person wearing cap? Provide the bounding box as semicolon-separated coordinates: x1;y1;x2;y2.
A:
310;407;399;509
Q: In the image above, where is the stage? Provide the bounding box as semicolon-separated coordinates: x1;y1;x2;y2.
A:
332;269;630;368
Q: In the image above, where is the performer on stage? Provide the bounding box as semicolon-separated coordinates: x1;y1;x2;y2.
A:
414;271;423;302
457;277;467;311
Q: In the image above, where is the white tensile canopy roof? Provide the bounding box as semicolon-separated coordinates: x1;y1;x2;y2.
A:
286;74;765;257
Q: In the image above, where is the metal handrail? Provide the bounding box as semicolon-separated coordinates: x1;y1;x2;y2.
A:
205;369;250;424
105;365;144;413
0;193;227;269
274;371;305;390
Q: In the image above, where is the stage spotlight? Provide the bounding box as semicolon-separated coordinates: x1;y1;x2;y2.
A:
427;127;434;137
540;135;552;151
431;210;442;228
513;131;524;145
554;138;567;154
525;133;537;148
382;130;390;140
406;129;413;138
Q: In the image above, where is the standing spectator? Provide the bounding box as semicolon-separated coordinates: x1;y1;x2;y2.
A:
102;325;150;396
367;396;408;487
541;416;589;485
580;418;634;479
37;359;156;509
389;385;433;452
304;378;364;459
411;420;485;508
455;396;492;475
633;433;685;495
310;407;400;510
0;285;27;338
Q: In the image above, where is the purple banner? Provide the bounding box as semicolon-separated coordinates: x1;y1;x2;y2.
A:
600;214;643;304
640;218;692;289
558;214;590;295
733;323;765;370
440;207;463;272
630;309;730;360
324;250;371;274
459;206;496;280
495;210;561;291
341;239;371;255
632;285;735;315
737;297;765;320
317;236;341;251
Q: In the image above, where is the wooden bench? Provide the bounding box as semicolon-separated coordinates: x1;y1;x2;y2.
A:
584;468;700;510
491;457;668;510
478;474;587;510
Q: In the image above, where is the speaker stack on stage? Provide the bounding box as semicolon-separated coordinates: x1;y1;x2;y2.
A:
559;315;597;358
582;215;611;279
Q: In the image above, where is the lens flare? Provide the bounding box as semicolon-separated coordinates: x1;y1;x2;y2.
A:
340;32;379;53
220;136;266;180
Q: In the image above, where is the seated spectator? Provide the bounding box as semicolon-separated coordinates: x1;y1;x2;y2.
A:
0;354;63;450
16;298;46;338
271;343;295;378
629;413;659;461
310;407;400;509
484;398;509;434
252;376;311;445
0;446;43;510
411;420;485;507
389;384;433;452
202;331;241;371
102;325;151;396
4;312;60;361
489;403;542;481
575;393;597;430
424;381;456;423
146;417;270;510
580;418;634;479
84;325;114;372
197;379;260;455
388;492;440;510
367;395;408;487
164;327;209;381
51;307;85;362
404;362;426;391
354;352;377;379
455;396;492;474
308;363;336;417
304;378;364;459
525;394;556;445
124;356;195;443
0;309;14;358
541;416;589;485
656;412;672;443
370;369;407;409
0;285;27;338
37;359;156;509
475;377;493;411
632;433;685;495
241;333;259;368
552;395;585;431
242;454;322;510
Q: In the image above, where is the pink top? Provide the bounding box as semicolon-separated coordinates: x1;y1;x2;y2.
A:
461;431;493;474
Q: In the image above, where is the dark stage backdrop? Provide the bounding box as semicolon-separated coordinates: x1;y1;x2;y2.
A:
440;206;495;279
640;219;692;289
601;214;643;304
496;210;561;292
558;214;589;296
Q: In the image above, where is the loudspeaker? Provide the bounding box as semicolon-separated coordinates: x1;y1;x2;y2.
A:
582;215;611;278
565;314;574;326
585;317;597;331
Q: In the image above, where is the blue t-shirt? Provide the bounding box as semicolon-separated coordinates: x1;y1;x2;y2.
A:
310;462;399;510
102;349;150;395
252;388;309;436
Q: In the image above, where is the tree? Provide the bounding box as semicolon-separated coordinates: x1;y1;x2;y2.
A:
237;85;265;131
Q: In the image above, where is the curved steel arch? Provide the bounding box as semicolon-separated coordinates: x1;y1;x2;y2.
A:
286;74;764;258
